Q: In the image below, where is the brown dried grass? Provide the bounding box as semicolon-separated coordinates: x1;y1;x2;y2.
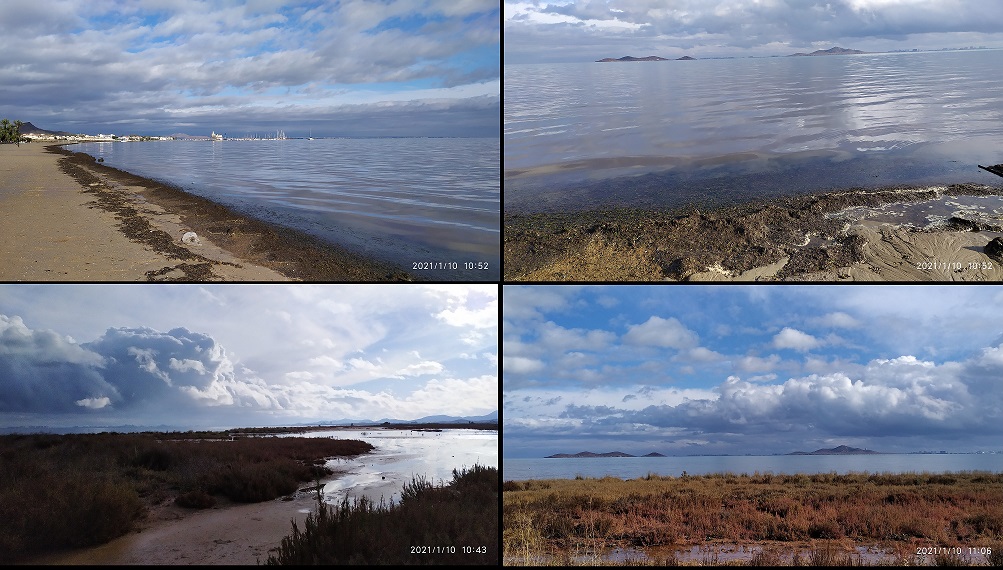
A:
503;471;1003;566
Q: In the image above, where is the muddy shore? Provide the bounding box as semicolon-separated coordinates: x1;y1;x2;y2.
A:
23;483;332;565
0;143;415;281
504;183;1003;281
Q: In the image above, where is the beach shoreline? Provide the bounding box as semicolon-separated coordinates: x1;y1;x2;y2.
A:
504;183;1003;281
0;143;416;281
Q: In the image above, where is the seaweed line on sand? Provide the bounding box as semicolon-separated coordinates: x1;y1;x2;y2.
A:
49;144;417;282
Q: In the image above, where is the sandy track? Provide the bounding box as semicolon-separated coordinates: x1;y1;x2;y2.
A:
24;491;324;565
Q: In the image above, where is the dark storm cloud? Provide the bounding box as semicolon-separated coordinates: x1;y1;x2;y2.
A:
0;315;276;415
0;315;115;413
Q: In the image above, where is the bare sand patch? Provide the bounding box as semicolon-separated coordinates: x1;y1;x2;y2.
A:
0;143;414;281
24;489;327;565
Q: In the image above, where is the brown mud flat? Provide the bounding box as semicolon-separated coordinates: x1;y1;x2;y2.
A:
504;184;1003;281
33;144;415;281
24;487;331;565
503;472;1003;566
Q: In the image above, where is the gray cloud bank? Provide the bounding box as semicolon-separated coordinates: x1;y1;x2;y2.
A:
0;312;495;429
0;0;499;136
0;314;272;418
505;0;1003;62
506;336;1003;455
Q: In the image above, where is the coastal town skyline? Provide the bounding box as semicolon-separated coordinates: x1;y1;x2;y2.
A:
0;285;498;431
503;285;1003;458
505;0;1003;63
0;0;499;137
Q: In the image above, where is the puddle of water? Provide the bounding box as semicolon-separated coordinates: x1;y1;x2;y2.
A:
833;193;1003;233
506;542;993;565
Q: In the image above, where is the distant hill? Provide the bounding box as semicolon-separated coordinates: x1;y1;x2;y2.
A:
546;451;633;458
17;121;74;136
169;133;211;140
788;445;879;455
789;46;866;57
545;450;663;458
676;56;696;60
596;55;669;62
311;411;497;426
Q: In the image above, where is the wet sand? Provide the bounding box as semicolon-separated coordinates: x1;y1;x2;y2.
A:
504;184;1003;281
0;143;415;281
24;489;326;565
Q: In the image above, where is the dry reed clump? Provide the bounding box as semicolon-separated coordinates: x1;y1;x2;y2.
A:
267;464;497;565
503;470;1003;566
0;432;374;561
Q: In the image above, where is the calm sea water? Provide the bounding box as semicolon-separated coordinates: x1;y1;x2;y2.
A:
74;138;499;280
504;454;1003;481
294;428;497;504
505;49;1003;213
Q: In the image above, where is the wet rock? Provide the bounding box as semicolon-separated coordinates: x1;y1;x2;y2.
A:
656;253;704;280
942;215;982;231
985;237;1003;262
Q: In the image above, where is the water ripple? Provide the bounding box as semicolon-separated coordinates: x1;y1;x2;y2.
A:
77;138;499;279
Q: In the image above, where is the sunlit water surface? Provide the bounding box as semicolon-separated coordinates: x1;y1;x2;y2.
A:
290;428;497;505
505;50;1003;212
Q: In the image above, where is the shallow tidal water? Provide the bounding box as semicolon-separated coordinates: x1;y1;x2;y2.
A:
505;49;1003;213
292;428;497;505
504;453;1003;481
75;138;500;280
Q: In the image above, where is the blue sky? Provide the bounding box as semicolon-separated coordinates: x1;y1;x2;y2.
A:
505;0;1003;63
0;284;497;432
503;285;1003;458
0;0;499;137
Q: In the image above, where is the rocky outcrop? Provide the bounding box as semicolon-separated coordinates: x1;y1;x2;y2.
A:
985;237;1003;261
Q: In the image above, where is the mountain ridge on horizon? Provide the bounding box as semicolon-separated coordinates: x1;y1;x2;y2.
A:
540;444;884;458
545;450;667;458
0;411;498;435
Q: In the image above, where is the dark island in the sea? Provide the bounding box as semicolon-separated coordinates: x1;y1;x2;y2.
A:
788;445;880;455
788;46;866;56
595;55;697;62
596;55;668;62
546;451;667;458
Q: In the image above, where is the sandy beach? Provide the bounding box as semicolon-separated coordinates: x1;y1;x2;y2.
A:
0;143;414;281
504;184;1003;281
